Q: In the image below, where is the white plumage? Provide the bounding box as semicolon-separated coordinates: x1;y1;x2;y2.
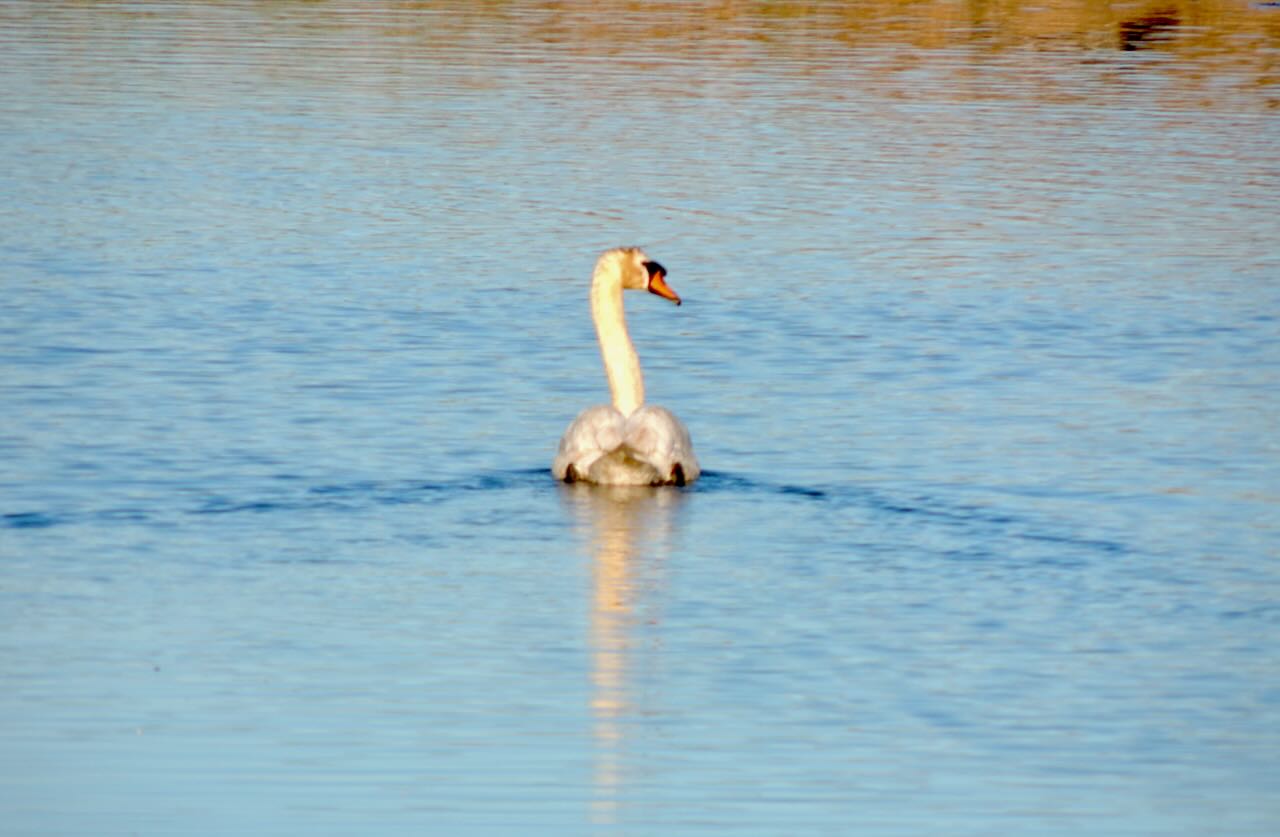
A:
553;248;700;486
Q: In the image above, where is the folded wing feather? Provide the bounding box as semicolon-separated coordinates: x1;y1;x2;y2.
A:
553;404;699;486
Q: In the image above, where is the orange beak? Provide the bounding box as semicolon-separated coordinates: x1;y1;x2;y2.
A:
647;267;682;306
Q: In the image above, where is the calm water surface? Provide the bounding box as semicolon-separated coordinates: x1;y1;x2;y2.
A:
2;1;1278;833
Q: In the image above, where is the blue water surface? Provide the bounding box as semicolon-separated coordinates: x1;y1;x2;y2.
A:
2;2;1278;834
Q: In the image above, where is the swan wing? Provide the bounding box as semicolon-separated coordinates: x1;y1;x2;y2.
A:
553;404;700;485
552;404;626;481
624;405;701;485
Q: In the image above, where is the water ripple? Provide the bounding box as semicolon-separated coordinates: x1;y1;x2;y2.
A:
3;467;1129;565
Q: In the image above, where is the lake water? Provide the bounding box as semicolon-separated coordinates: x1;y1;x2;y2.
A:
2;1;1278;833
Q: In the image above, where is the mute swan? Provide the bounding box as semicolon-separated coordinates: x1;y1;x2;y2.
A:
553;248;700;486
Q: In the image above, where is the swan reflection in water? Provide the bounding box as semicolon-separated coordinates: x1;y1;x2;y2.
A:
559;482;688;825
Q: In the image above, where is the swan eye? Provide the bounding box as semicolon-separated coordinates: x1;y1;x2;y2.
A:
642;260;666;279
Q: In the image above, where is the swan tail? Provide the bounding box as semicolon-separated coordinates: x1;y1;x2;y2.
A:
553;404;699;486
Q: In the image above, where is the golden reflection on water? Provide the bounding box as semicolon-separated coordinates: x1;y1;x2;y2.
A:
559;483;687;826
12;1;1274;109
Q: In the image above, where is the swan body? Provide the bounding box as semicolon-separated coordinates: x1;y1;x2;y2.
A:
553;248;700;486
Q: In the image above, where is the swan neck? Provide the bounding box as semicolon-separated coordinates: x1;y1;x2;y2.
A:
591;265;644;416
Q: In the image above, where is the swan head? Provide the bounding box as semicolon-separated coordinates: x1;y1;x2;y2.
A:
599;247;682;306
